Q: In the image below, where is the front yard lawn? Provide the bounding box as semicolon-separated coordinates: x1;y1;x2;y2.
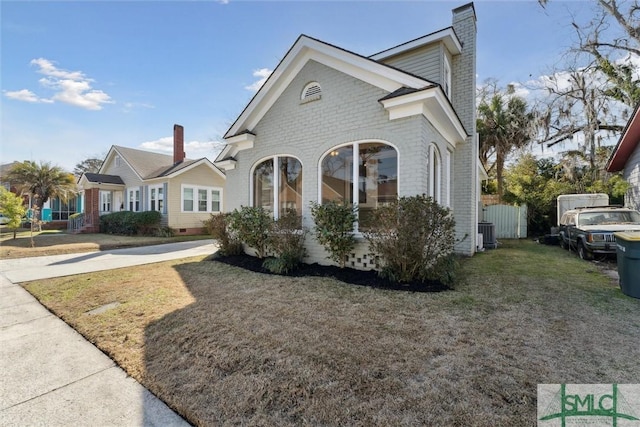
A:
22;239;640;426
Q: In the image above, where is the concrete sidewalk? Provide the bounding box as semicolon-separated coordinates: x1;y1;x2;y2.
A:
1;239;217;426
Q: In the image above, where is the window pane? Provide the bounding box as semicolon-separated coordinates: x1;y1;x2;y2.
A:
358;143;398;229
279;157;302;216
211;190;220;212
253;159;274;212
198;189;207;212
183;188;193;211
321;146;353;204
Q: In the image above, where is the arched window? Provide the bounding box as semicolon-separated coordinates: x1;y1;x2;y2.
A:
321;142;397;229
301;81;321;102
429;144;442;203
253;156;302;218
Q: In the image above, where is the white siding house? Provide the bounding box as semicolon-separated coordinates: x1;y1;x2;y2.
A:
76;125;225;234
216;3;479;267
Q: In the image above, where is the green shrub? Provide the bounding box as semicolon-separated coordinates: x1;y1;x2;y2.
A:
99;210;162;236
136;211;162;236
263;209;306;274
228;206;273;258
203;213;243;256
363;195;457;285
310;201;357;268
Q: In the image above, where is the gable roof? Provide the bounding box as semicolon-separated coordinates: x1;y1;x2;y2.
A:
218;33;469;164
222;34;435;141
101;145;225;181
606;103;640;172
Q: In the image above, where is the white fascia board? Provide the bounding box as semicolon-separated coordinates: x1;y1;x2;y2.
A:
381;88;467;146
370;27;462;61
225;36;429;138
221;132;255;159
215;159;237;171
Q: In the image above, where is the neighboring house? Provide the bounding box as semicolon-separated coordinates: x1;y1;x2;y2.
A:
76;125;226;234
216;3;480;267
606;103;640;211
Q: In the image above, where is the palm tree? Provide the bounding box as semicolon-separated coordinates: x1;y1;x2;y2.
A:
477;85;534;201
7;161;76;219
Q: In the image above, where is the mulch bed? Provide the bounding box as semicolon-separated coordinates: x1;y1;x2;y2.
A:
212;253;450;293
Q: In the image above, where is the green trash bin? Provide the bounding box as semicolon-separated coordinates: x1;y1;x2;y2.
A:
614;231;640;298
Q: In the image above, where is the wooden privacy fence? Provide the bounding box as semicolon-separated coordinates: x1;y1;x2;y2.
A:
483;204;527;239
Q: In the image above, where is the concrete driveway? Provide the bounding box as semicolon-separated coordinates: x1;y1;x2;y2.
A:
0;239;217;426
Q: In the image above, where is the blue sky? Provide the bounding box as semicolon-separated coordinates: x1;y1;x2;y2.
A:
1;1;598;172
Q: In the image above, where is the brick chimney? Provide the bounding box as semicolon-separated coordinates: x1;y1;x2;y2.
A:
173;124;185;164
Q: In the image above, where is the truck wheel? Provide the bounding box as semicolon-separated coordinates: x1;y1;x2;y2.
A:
578;241;593;261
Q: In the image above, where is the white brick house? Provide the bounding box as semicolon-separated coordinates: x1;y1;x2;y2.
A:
216;3;480;267
606;103;640;211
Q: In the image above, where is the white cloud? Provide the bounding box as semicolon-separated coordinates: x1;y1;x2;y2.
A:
139;136;223;160
31;58;85;80
3;58;113;110
121;102;155;113
245;68;272;92
3;89;52;103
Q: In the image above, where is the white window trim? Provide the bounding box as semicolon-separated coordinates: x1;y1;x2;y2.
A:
99;190;112;213
181;184;224;213
250;155;303;219
318;140;399;233
127;187;140;212
429;144;442;204
149;184;164;213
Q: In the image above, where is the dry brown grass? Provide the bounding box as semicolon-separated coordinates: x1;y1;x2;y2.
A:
0;229;209;259
23;240;640;426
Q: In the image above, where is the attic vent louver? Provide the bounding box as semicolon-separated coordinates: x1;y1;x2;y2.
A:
301;81;321;103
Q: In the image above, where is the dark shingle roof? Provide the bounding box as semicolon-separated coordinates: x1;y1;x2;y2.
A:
83;173;125;185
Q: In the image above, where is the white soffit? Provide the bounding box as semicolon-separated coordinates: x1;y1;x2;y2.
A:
380;88;467;146
214;159;237;171
217;132;255;161
224;36;430;139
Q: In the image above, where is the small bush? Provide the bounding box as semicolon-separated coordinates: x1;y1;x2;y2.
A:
154;226;175;238
263;209;306;274
228;206;273;258
310;201;357;268
203;213;243;256
364;195;457;286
